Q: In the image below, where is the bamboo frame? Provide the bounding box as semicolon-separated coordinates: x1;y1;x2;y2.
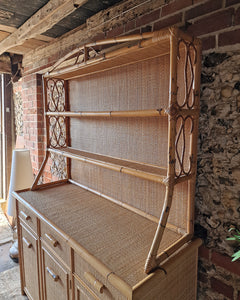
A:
31;27;201;276
144;33;178;274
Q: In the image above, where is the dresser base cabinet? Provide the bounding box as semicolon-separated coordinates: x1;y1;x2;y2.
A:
15;189;201;300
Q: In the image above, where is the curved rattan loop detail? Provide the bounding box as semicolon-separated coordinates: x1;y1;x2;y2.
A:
175;115;194;178
177;40;197;109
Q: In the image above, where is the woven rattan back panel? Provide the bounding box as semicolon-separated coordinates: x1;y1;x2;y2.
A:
69;55;170;111
71;162;188;231
68;52;191;231
69;55;170;166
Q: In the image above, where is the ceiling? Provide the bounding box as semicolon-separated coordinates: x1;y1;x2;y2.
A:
0;0;123;56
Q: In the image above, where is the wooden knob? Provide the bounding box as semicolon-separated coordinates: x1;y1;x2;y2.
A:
84;272;104;294
45;233;58;247
22;237;32;248
46;267;59;282
20;211;31;221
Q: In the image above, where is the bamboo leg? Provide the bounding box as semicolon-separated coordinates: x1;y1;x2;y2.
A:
144;185;174;273
31;151;50;190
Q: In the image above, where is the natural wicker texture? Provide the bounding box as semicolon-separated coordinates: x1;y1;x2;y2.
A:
18;183;182;286
69;55;170;112
71;160;188;232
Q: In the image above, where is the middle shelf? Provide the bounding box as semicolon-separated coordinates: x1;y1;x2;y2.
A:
48;147;168;184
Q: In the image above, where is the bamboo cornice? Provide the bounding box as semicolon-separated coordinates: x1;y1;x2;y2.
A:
47;29;171;75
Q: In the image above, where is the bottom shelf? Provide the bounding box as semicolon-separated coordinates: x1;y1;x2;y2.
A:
17;182;184;287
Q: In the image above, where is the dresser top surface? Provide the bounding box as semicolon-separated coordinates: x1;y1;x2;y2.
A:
17;182;182;287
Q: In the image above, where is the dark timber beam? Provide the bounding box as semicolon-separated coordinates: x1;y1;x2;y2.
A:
0;0;88;55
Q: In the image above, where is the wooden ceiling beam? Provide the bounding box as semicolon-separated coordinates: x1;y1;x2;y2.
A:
0;0;88;55
0;54;11;73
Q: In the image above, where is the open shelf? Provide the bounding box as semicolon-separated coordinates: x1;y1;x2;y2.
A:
48;147;168;184
45;108;168;118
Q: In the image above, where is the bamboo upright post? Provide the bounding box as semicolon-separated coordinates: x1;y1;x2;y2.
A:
144;32;179;274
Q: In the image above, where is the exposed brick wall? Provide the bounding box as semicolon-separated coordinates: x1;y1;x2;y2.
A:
198;245;240;300
22;0;240;74
14;0;240;299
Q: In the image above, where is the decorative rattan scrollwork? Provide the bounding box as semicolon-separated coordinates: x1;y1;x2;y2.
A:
174;38;197;179
175;115;194;179
46;79;67;148
177;39;197;109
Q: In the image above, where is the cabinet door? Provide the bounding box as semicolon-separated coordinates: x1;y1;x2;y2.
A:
42;246;70;300
20;224;41;300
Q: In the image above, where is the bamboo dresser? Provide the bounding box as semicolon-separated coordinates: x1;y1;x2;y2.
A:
13;27;202;300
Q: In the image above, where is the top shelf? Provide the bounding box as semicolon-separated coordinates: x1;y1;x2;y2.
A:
45;27;200;80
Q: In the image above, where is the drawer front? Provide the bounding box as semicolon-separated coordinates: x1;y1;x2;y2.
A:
41;220;70;267
74;252;126;300
18;201;38;234
21;224;41;300
42;246;70;300
74;276;98;300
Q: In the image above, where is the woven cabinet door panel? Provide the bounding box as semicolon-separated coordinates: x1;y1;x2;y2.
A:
20;224;41;300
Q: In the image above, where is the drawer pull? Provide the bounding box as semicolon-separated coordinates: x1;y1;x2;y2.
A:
20;211;31;221
46;267;59;282
84;272;104;294
22;237;32;248
45;233;58;247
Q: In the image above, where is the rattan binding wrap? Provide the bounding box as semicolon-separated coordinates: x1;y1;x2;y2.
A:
31;26;202;274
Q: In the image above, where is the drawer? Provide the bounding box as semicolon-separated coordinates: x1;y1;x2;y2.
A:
41;220;70;267
74;275;98;300
18;201;38;234
74;252;126;300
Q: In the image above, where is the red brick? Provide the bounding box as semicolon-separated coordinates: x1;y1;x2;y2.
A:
185;0;222;21
219;28;240;47
226;0;240;6
210;277;234;299
198;245;210;260
153;13;182;31
162;0;192;17
235;7;240;25
202;35;216;51
187;8;234;36
136;9;160;27
198;272;208;283
212;251;240;276
106;25;124;38
124;19;136;33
